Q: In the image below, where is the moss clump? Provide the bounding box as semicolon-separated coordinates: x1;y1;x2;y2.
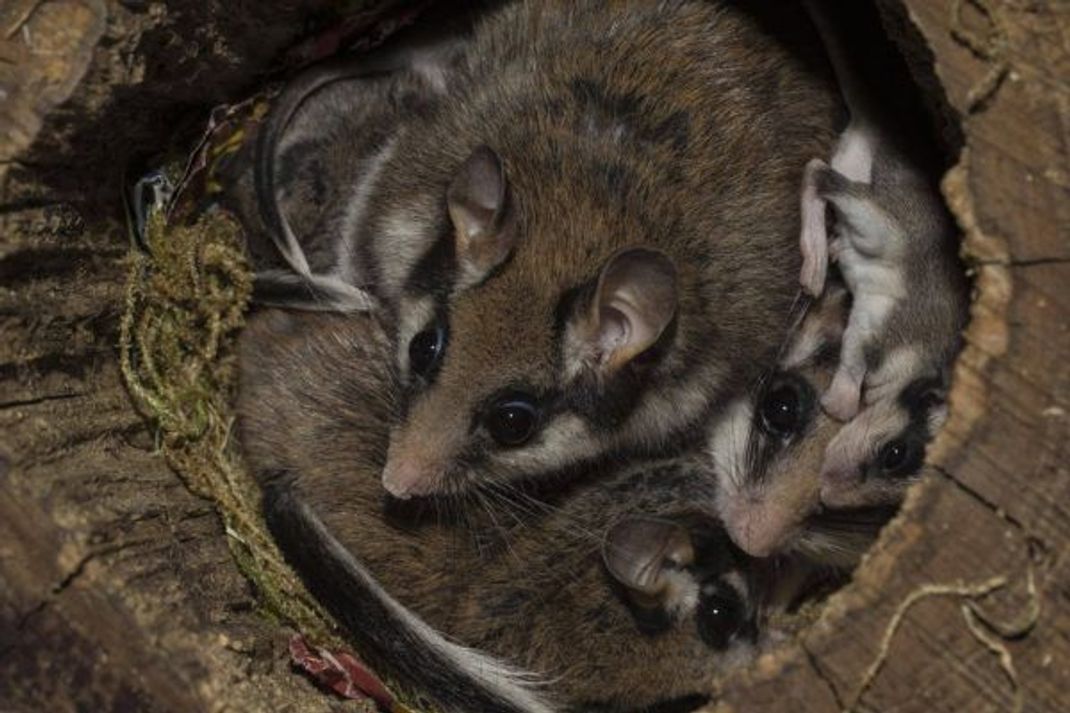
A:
119;198;436;712
118;208;344;653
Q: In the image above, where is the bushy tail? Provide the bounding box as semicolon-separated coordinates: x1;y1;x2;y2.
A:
263;485;558;713
802;0;881;130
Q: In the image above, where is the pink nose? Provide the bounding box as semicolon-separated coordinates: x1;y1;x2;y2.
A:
723;502;795;558
381;458;442;499
821;463;853;485
819;481;857;509
819;459;864;508
736;520;790;558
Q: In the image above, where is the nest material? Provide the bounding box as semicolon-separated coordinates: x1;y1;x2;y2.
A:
118;208;325;631
117;208;403;712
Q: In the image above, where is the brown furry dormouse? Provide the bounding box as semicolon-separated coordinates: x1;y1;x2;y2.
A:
707;283;893;566
236;0;844;502
789;0;968;533
238;309;760;713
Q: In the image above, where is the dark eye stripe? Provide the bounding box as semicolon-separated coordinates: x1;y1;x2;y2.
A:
899;376;946;420
873;432;928;479
404;220;459;298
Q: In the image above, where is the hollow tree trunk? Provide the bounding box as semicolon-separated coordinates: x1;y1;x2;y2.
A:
1;2;395;710
1;1;1067;712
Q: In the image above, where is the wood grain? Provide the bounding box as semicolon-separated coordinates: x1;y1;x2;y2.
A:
716;1;1070;711
0;2;387;710
1;0;1067;711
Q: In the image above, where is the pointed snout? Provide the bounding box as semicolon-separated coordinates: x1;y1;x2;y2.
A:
381;428;448;500
734;518;794;559
381;456;443;499
819;460;857;487
819;440;863;508
719;495;803;559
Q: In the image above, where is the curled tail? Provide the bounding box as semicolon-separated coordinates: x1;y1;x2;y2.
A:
802;0;882;130
252;59;396;312
263;484;557;713
253;56;395;280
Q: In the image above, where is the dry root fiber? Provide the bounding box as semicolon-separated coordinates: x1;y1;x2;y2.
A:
118;211;341;658
845;567;1040;713
117;207;423;712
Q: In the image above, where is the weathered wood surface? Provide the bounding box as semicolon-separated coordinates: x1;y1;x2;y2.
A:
1;1;1067;712
0;1;389;711
715;1;1070;712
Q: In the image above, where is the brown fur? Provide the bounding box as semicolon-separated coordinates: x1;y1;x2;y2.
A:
707;286;920;568
707;289;846;561
339;0;846;496
234;2;848;705
227;0;845;498
238;310;757;710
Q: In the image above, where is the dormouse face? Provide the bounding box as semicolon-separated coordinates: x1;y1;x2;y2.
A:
820;371;946;510
377;145;680;500
708;290;942;566
707;287;847;560
602;516;758;657
710;365;839;560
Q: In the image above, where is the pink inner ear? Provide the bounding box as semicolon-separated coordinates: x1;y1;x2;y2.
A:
446;145;518;286
597;307;629;363
577;247;677;374
602;517;696;596
447;145;505;241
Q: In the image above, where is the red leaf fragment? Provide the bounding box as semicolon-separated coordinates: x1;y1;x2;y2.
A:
289;634;396;710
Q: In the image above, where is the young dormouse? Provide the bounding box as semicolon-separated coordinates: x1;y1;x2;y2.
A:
602;515;752;653
456;463;760;710
239;308;555;713
259;0;843;501
708;284;945;567
238;308;760;712
797;0;969;424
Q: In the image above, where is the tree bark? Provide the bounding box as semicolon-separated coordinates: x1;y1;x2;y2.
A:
1;2;397;710
1;1;1067;711
715;2;1070;711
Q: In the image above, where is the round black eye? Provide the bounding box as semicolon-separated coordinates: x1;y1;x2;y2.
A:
758;379;804;439
408;324;446;378
485;397;539;446
696;583;746;650
877;438;923;478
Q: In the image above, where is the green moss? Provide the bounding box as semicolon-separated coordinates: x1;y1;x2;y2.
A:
118;206;437;713
119;208;335;634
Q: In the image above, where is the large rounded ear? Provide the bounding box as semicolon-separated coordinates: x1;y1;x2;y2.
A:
567;248;678;376
602;517;694;600
447;145;515;287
